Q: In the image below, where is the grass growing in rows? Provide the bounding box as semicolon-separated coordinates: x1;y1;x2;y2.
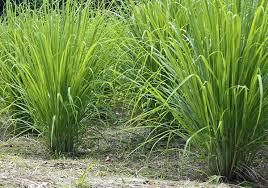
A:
0;0;125;152
0;0;267;184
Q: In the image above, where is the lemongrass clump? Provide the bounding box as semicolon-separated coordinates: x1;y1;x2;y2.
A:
128;0;268;180
0;0;125;152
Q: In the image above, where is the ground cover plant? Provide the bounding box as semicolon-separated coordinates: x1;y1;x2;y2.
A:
0;0;267;187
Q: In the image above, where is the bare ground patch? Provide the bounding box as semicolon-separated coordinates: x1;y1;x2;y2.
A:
0;125;266;187
0;129;230;188
0;153;231;188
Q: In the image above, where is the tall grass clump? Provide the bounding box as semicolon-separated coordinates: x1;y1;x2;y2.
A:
0;0;124;153
130;0;188;71
123;0;189;137
131;0;188;42
129;0;268;181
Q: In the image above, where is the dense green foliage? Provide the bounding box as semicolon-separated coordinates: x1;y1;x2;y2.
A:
0;0;125;152
129;0;268;180
0;0;267;183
